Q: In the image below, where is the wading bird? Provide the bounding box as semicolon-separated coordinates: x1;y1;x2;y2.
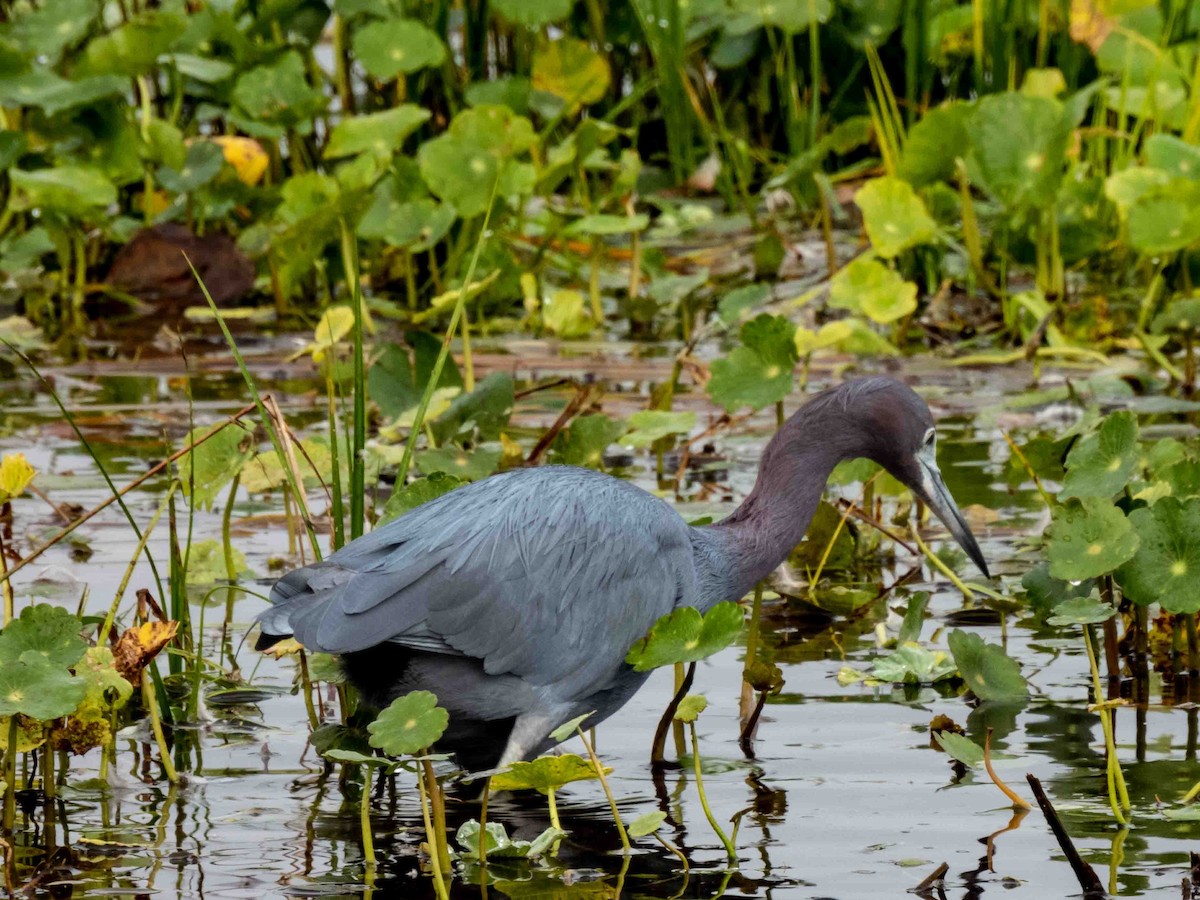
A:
257;377;988;772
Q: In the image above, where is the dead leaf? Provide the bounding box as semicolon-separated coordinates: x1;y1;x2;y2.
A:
113;620;179;683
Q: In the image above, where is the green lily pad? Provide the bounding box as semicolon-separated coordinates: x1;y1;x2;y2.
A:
1128;185;1200;254
620;410;695;449
417;105;534;217
1146;134;1200;181
0;659;86;721
829;255;918;324
1151;298;1200;334
898;102;970;187
0;71;126;117
627;810;667;837
1046;596;1117;627
673;693;708;723
1060;411;1139;499
541;288;594;337
368;334;463;420
8;0;98;63
359;197;456;250
157;140;225;194
625;602;744;672
550;414;627;469
565;213;649;236
966;92;1071;210
431;372;514;444
353;19;447;80
870;644;957;684
379;472;466;524
947;629;1028;703
726;0;831;33
232;52;326;129
933;730;984;767
12;166;116;217
718;283;772;325
855;176;938;258
707;314;798;412
456;819;564;858
367;690;449;757
75;9;187;78
177;421;254;510
1045;498;1138;581
415;446;502;482
490;753;608;794
324;105;430;159
0;603;87;669
186;539;251;584
532;36;610;108
1117;496;1200;613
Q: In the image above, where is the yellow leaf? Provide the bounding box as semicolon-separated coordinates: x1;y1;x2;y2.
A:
113;620;179;682
262;637;303;659
210;136;269;186
0;453;36;502
1069;0;1114;51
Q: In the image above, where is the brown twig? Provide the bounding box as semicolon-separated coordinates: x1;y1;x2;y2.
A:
514;377;571;400
27;483;72;525
833;498;919;555
985;728;1031;810
672;410;753;491
1025;773;1106;897
651;661;695;768
0;403;257;589
914;861;949;895
525;383;601;465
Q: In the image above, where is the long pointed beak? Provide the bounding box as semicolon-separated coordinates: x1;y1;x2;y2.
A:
914;451;990;579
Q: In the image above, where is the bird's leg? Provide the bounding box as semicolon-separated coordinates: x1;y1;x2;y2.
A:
494;711;561;770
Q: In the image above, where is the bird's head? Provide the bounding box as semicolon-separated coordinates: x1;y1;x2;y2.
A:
824;378;990;579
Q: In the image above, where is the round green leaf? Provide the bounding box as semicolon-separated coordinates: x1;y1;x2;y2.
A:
1128;189;1200;255
232;52;326;128
627;810;667;838
625;602;744;671
1045;498;1139;580
531;37;611;108
549;414;627;469
707;314;798;412
1117;497;1200;613
933;731;984;767
415;446;502;481
417;133;497;218
829;256;918;324
379;472;466;524
353;19;447;80
870;644;957;684
966;92;1072;210
1046;596;1118;627
0;603;87;668
619;410;696;449
492;0;573;26
367;690;449;757
673;693;708;723
947;629;1028;703
12;166;116;217
855;176;938;258
324;105;431;159
0;659;86;721
490;753;607;794
1060;411;1139;499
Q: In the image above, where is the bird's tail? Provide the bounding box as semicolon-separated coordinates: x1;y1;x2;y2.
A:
253;569;315;650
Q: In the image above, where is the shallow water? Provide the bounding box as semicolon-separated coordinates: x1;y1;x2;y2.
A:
2;332;1197;899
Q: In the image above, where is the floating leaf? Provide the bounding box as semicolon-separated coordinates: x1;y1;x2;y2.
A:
829;256;919;324
324;105;430;159
456;820;564;858
354;19;447;80
947;630;1028;703
379;472;466;524
0;604;87;669
490;753;609;794
185;539;250;584
620;410;695;449
542;288;594;338
855;176;938;258
627;810;667;837
1117;497;1200;613
933;730;984;767
673;694;708;723
0;660;85;721
1060;411;1139;499
871;644;958;684
0;452;36;502
177;422;254;510
708;314;798;412
1045;497;1138;580
1046;596;1117;627
625;602;744;672
532;36;611;108
718;283;771;324
368;690;449;757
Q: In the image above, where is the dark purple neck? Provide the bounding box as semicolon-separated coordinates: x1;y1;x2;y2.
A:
692;411;855;605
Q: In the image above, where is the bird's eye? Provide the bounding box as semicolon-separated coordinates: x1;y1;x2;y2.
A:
923;429;936;448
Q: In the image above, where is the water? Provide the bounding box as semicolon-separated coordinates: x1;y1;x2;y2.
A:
2;333;1197;899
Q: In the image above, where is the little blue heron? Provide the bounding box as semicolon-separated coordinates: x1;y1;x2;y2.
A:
257;376;988;771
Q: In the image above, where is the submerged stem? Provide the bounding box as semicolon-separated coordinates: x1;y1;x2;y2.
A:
689;723;737;866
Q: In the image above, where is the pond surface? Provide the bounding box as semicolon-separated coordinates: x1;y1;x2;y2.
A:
1;329;1197;899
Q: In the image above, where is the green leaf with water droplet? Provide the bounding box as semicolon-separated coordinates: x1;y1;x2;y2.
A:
491;753;608;794
367;690;449;757
707;314;798;412
1116;496;1200;613
1046;596;1117;627
1060;411;1139;499
673;694;708;723
1045;498;1138;580
627;810;667;837
625;602;744;672
947;630;1028;703
854;177;938;258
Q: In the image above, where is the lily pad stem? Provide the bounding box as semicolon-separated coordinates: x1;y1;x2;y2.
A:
1083;626;1130;823
575;726;630;853
142;670;178;784
360;772;376;880
689;722;737;866
911;523;975;601
983;728;1029;810
415;758;450;900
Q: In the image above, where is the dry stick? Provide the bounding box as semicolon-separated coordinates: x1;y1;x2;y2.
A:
264;395;315;563
526;383;601;465
27;483;72;525
672;411;754;493
913;862;949;894
514;377;571;400
833;498;918;556
0;403;257;590
1025;773;1106;897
